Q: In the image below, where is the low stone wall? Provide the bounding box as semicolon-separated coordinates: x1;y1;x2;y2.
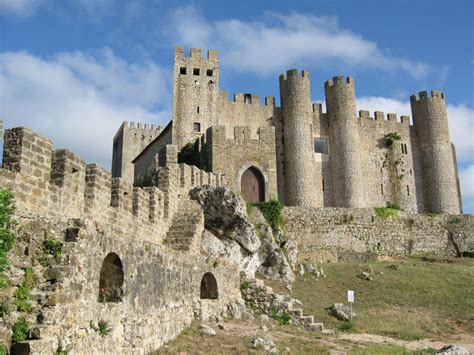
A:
282;207;474;263
1;215;241;354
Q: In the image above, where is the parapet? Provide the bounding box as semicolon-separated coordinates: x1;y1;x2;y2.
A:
410;90;445;103
312;103;323;114
174;47;218;61
357;110;411;126
324;76;354;88
279;69;310;82
122;121;162;131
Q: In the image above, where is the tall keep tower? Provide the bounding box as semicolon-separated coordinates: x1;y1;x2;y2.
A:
279;69;317;207
410;91;462;214
171;47;219;149
325;76;364;207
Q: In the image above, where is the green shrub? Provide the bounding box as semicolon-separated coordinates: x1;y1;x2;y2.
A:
386;201;401;210
271;308;292;325
0;298;11;317
240;281;252;290
134;166;156;188
374;207;398;220
98;319;111;337
0;343;7;355
14;268;35;312
0;188;16;284
11;317;28;343
384;132;401;148
42;233;63;258
253;199;283;232
339;320;355;332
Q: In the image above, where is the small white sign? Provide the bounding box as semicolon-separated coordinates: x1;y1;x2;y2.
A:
347;290;354;303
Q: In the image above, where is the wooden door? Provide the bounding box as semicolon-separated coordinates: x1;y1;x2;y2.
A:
241;167;264;203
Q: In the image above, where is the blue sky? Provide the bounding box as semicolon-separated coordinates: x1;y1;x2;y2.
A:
0;0;473;211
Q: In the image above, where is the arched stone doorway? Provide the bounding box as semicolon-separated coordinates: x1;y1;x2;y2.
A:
241;166;265;203
200;272;218;299
98;252;124;303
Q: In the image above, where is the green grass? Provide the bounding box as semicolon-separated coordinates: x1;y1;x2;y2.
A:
14;267;36;312
287;257;474;340
11;317;28;343
349;343;410;355
374;207;399;220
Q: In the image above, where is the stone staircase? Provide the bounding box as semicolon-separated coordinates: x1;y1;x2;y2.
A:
241;276;333;335
10;234;80;354
164;197;204;252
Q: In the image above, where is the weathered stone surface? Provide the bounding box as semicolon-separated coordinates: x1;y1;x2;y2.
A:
331;303;355;321
199;324;216;336
436;344;469;355
190;186;261;253
252;337;279;353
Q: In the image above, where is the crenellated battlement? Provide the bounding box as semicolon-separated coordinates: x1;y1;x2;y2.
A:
0;123;222;245
410;90;445;103
219;91;278;109
357;110;411;126
122;120;162;131
174;47;219;62
279;69;310;82
324;76;354;89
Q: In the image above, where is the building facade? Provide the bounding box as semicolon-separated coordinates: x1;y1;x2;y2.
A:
113;47;462;214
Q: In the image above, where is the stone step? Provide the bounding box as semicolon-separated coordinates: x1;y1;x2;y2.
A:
289;308;303;317
299;315;314;324
307;322;324;332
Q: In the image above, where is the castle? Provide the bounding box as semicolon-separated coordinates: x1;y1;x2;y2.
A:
112;47;463;214
0;47;471;354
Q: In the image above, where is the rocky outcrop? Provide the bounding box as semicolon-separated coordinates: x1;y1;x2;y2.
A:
191;186;295;282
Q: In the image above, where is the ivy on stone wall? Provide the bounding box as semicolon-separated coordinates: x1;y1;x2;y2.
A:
0;188;16;288
178;142;209;171
253;199;283;233
384;132;401;148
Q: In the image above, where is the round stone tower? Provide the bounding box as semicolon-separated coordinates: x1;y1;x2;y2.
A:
410;91;461;214
324;76;364;207
279;69;317;207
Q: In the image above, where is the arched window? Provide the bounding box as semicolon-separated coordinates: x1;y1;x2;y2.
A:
99;252;124;303
200;272;218;299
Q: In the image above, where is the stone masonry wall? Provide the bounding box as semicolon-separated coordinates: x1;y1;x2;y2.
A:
0;124;240;353
282;207;474;263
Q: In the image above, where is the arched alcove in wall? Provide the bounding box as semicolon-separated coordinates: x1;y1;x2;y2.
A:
98;252;124;303
200;272;218;300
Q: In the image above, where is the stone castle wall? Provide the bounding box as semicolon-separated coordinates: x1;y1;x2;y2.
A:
0;123;240;353
282;207;474;263
207;125;278;200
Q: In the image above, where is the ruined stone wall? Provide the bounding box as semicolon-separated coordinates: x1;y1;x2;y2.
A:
0;124;239;353
207;125;277;201
282;207;474;263
111;121;162;184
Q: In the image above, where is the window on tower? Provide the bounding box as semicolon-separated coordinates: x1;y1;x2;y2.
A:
193;122;201;132
180;67;187;75
193;68;200;76
314;137;328;154
244;93;252;104
207;69;213;76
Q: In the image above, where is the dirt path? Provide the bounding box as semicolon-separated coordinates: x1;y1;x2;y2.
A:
338;332;474;353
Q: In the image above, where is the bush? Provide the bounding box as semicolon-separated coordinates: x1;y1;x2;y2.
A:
178;142;209;171
271;308;292;325
384;132;401;148
42;233;63;257
98;319;111;337
11;317;28;343
339;320;355;332
14;268;35;312
253;199;283;232
0;188;16;283
0;343;7;355
134;167;156;188
374;207;398;220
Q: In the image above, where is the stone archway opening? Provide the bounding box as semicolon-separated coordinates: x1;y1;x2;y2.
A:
200;272;218;300
241;166;265;203
99;252;124;303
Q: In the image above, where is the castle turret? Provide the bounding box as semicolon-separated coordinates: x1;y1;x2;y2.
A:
410;91;462;214
171;47;219;150
279;69;317;207
324;76;364;207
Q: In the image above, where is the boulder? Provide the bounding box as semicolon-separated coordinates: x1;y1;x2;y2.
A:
252;337;279;353
190;186;260;253
199;324;216;336
331;303;355;321
436;345;469;355
282;240;298;269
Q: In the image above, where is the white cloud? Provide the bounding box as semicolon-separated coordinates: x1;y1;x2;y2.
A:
168;7;430;79
459;165;474;213
0;0;45;16
357;95;474;212
0;49;171;169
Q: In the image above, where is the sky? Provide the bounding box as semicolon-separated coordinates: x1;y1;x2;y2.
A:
0;0;473;212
